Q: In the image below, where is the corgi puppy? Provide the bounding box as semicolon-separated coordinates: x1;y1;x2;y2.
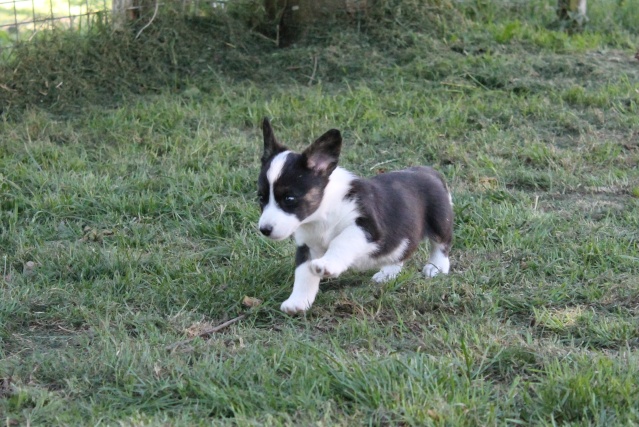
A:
257;118;453;314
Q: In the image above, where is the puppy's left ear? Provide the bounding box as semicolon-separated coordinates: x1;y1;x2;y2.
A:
303;129;342;176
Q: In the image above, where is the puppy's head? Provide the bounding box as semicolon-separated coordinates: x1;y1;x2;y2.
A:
257;118;341;240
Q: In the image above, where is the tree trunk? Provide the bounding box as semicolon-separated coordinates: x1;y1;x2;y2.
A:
557;0;587;26
112;0;156;30
264;0;369;47
112;0;134;30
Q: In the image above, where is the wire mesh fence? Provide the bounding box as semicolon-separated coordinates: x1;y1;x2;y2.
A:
0;1;227;50
0;0;110;43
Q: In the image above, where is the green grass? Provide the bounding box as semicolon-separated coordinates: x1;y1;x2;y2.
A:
1;0;639;425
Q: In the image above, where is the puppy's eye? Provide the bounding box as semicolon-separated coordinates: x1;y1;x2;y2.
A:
283;195;297;206
257;194;267;204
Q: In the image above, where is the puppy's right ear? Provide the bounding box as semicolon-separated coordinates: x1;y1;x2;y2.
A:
302;129;342;176
261;117;286;164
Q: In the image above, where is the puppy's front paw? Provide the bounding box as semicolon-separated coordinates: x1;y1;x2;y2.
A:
422;260;449;277
309;258;345;278
424;250;450;277
280;298;311;315
422;263;441;278
371;264;403;283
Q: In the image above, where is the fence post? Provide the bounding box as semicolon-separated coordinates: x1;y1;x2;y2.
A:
112;0;136;30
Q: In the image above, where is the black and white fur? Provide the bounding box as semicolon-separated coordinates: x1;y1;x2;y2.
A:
257;118;453;314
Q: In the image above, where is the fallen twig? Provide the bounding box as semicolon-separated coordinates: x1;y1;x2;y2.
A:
308;55;318;86
135;0;160;40
0;83;16;92
166;314;246;351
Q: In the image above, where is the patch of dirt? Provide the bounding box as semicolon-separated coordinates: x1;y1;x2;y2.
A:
540;191;633;219
3;324;93;359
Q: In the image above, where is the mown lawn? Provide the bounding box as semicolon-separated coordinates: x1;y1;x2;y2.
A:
1;0;639;425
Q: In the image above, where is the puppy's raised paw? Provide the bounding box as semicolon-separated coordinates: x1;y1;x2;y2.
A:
309;259;330;277
309;258;345;278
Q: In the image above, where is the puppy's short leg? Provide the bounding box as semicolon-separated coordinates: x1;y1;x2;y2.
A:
309;225;372;278
423;241;450;277
280;245;320;314
423;189;453;278
371;263;403;283
280;262;320;314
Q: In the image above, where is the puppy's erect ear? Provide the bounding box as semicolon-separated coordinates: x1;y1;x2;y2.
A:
262;117;286;164
302;129;342;176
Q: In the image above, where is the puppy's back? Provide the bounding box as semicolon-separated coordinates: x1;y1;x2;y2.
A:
347;166;453;260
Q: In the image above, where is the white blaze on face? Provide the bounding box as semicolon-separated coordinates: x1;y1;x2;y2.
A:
258;151;301;240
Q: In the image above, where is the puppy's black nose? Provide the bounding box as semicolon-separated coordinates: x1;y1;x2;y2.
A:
260;225;273;236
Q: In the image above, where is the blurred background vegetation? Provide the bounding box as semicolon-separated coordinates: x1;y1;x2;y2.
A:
1;0;637;117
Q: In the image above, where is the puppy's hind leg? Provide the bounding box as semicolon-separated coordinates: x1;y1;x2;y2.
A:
423;241;450;277
423;187;453;278
371;263;403;283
